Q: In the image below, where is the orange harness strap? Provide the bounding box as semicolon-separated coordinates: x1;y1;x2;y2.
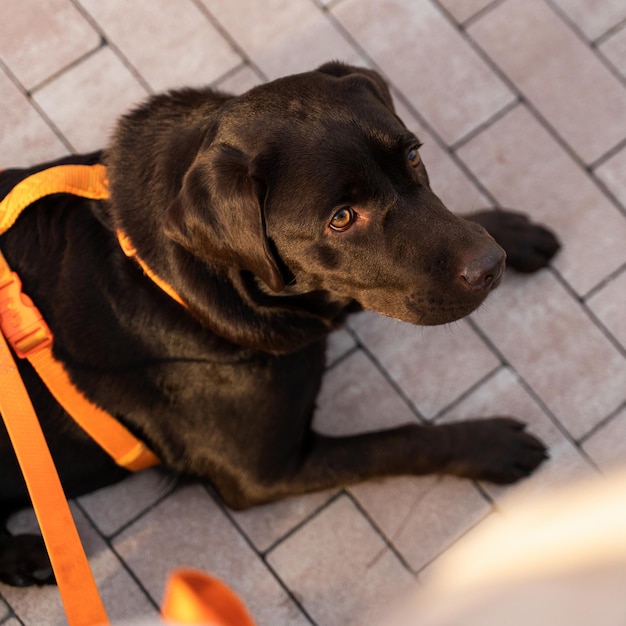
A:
0;164;256;626
0;163;121;626
0;164;160;471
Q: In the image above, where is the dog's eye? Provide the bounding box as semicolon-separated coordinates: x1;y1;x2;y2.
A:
330;206;356;232
407;145;422;167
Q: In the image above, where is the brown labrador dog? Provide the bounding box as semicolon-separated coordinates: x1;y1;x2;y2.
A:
0;62;559;586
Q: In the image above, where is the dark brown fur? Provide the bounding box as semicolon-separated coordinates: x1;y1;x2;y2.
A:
0;63;559;586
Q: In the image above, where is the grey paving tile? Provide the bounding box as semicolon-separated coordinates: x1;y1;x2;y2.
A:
392;99;489;212
439;366;597;506
78;0;241;92
325;328;357;366
232;490;336;553
457;105;626;296
550;0;626;40
348;312;500;419
437;0;495;23
351;475;490;572
199;0;362;79
32;46;148;153
3;504;155;626
113;485;309;626
267;495;414;626
583;407;626;473
0;599;8;621
314;347;419;435
595;145;626;210
332;0;514;145
586;268;626;350
0;0;100;90
213;64;264;94
2;2;625;625
468;0;626;164
0;69;66;168
600;24;626;78
472;271;626;440
78;468;175;537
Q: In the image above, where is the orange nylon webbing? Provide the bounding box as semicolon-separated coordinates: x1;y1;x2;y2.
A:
0;163;110;232
0;331;109;626
0;164;159;470
161;569;256;625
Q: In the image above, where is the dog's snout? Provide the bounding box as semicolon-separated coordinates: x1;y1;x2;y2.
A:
459;249;506;291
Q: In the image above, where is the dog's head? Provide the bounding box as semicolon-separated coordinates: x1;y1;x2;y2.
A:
164;62;505;327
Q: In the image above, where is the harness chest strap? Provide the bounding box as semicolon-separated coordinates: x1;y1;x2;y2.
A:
0;164;162;471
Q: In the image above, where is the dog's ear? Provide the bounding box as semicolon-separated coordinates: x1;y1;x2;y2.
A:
317;61;396;111
164;144;285;293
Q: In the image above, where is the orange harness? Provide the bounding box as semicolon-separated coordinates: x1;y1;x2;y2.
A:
0;164;160;471
0;164;255;625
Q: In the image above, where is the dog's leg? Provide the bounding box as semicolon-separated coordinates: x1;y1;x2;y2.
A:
0;530;54;587
219;417;547;509
464;210;560;272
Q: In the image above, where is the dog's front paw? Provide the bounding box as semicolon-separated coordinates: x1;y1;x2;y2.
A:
468;209;560;273
444;417;549;484
0;534;54;587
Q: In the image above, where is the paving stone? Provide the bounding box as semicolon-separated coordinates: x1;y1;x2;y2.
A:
0;0;100;90
439;366;597;506
595;145;626;210
267;495;414;626
2;3;625;625
599;24;626;78
314;347;420;434
199;0;362;79
468;0;626;164
213;64;264;94
0;69;66;168
457;105;626;296
79;0;241;92
586;268;626;350
351;475;490;572
231;490;336;553
78;468;175;537
471;272;626;440
349;312;500;419
437;0;495;24
113;485;309;626
550;0;626;41
583;407;626;473
32;46;148;153
332;0;514;144
393;98;489;212
325;328;357;366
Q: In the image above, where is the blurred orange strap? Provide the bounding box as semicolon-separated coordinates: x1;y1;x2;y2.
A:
161;569;256;625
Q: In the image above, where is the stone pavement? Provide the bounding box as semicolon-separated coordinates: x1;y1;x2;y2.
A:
0;0;625;624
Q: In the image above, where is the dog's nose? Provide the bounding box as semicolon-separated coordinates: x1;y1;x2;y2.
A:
459;250;506;291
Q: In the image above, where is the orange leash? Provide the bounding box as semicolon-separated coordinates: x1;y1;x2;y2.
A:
0;164;152;626
0;163;255;626
0;332;109;625
0;164;159;471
